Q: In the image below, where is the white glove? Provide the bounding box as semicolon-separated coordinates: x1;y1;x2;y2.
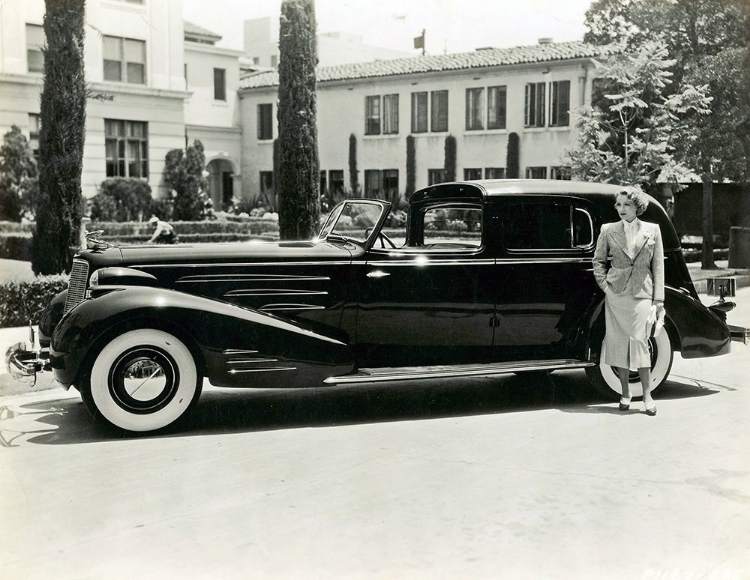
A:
646;305;657;325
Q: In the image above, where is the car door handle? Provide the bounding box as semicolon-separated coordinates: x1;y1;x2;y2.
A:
367;271;390;278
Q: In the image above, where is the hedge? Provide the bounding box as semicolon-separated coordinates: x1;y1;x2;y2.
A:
99;232;280;244
681;248;729;263
92;218;279;237
0;233;32;260
0;221;34;234
0;275;68;328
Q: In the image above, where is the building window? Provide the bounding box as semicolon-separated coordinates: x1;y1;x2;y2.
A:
550;80;571;127
252;57;260;65
105;119;148;178
551;166;572;180
466;88;484;131
487;86;507;129
28;113;41;161
464;168;482;180
329;170;344;195
364;170;383;196
383;169;399;199
524;82;545;127
103;36;146;84
525;166;547;179
184;63;188;88
428;169;446;185
431;90;449;132
26;24;45;73
257;104;273;140
259;171;274;197
271;55;278;68
365;96;381;135
383;94;399;135
411;92;428;133
485;167;506;179
214;68;226;101
320;170;327;194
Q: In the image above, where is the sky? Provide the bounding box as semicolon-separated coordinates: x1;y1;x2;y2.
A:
182;0;593;56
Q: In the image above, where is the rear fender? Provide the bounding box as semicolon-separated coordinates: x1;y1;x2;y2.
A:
51;286;354;388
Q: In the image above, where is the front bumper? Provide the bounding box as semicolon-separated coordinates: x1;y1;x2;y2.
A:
5;342;51;386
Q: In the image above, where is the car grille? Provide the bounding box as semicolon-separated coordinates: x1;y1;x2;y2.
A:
64;258;89;315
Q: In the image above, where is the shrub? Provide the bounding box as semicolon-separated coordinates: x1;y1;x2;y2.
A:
0;221;34;234
90;178;154;222
0;126;38;222
0;233;33;260
0;275;69;328
165;140;208;221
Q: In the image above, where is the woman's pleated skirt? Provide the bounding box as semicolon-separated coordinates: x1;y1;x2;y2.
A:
604;291;651;370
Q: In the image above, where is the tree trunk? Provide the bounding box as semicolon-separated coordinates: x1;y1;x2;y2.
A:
701;170;716;269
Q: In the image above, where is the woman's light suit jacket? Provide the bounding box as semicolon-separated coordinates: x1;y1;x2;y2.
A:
593;220;665;301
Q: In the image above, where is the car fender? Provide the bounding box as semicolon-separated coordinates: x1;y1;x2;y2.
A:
50;285;355;388
574;286;730;362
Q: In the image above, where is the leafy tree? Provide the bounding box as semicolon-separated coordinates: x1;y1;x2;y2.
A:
277;0;320;239
348;134;358;197
32;0;87;275
566;41;711;190
90;178;154;222
0;126;38;222
444;135;457;182
164;140;208;221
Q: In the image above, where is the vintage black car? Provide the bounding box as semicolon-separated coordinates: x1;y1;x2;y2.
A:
8;180;748;432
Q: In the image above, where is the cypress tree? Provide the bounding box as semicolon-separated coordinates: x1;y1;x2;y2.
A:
444;135;457;182
348;134;358;197
507;132;520;178
277;0;320;239
32;0;87;274
405;135;416;197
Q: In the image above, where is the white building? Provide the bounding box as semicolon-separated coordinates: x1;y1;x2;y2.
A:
243;16;414;71
238;40;611;202
0;0;241;207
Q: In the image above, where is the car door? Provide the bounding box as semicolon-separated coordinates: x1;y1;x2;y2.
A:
489;195;598;360
356;201;496;368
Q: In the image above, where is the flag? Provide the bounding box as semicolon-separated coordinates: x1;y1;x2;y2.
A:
414;30;425;50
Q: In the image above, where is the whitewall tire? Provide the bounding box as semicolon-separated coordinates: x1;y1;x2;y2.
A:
586;330;673;399
84;329;201;432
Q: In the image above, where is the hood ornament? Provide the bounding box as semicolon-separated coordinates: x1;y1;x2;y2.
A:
85;229;111;251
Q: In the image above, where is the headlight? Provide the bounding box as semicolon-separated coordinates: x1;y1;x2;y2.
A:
89;270;99;288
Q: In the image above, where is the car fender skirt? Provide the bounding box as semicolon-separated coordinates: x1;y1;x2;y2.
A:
50;286;354;388
664;288;731;358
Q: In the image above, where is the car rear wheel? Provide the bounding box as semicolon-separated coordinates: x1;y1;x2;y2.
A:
82;329;201;432
585;330;673;400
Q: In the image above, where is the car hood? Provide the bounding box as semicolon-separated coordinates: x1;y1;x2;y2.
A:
116;239;356;266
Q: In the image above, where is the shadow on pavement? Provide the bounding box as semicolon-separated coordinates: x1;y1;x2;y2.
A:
2;370;722;446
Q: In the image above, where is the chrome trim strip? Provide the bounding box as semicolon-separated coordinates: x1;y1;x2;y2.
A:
228;367;297;374
177;274;331;283
495;257;592;265
222;349;258;355
259;304;326;311
366;259;496;266
324;360;595;385
224;289;329;297
227;358;279;364
132;261;352;269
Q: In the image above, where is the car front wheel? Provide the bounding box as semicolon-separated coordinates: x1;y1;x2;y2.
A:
82;329;201;432
585;330;673;399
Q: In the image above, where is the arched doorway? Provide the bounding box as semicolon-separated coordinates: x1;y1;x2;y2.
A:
206;158;236;211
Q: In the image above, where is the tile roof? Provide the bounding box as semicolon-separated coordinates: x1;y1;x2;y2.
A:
239;41;614;90
183;20;222;43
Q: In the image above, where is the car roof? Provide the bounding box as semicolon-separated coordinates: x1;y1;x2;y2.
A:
471;179;627;198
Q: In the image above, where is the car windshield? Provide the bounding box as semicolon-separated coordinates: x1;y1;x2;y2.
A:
317;200;387;245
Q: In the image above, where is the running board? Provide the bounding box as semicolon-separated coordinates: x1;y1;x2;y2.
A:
323;359;595;385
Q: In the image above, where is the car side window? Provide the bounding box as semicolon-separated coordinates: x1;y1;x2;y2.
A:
503;202;593;250
421;205;482;249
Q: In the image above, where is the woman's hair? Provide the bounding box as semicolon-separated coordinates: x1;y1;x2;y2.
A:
615;188;649;215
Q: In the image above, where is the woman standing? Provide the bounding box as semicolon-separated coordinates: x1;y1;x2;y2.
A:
593;189;665;415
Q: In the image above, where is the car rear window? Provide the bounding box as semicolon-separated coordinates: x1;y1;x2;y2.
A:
503;202;593;250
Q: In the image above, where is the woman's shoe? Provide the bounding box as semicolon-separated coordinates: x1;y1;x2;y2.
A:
644;401;657;416
619;396;631;411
